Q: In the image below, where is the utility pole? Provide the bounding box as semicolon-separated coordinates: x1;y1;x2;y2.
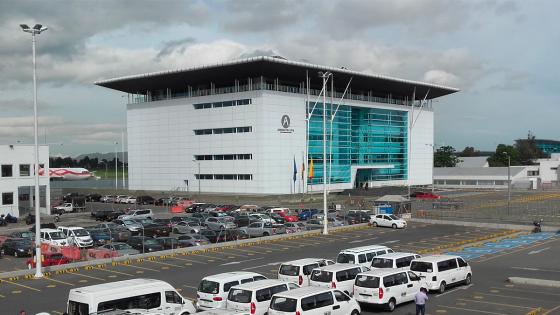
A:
319;71;331;235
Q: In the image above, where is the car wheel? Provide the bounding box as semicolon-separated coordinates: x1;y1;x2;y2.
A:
372;222;378;227
439;281;446;294
14;251;18;258
392;224;397;229
387;298;396;312
263;232;270;237
465;273;472;285
351;310;360;315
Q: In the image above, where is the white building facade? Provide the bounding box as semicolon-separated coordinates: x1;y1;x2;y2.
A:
96;57;458;194
0;145;50;216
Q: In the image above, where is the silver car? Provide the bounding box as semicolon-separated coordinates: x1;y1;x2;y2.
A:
204;217;237;231
172;221;203;234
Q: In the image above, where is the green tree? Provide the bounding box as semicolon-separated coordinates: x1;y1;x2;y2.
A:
487;144;520;166
515;131;546;165
434;145;461;167
459;146;480;157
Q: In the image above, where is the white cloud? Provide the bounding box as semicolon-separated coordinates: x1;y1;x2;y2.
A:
423;70;462;87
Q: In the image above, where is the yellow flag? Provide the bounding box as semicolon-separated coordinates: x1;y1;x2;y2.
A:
308;159;314;179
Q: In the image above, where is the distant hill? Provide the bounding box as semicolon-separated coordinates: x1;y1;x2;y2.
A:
75;152;128;163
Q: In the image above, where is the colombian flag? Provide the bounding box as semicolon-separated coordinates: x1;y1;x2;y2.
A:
308;159;314;180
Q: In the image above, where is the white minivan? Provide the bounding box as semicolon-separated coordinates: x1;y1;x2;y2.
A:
226;280;299;315
353;269;423;312
371;252;421;270
410;254;472;293
58;226;94;248
269;287;361;315
40;228;68;247
196;272;267;310
309;264;369;296
67;278;197;315
336;245;393;267
278;258;335;286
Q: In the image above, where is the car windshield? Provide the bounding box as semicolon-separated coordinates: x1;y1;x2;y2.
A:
123;220;136;225
143;239;158;245
270;296;297;312
355;275;380;288
50;232;66;240
310;270;333;282
73;229;89;237
388;215;399;220
20;232;34;238
372;258;393;268
410;261;433;273
228;289;252;303
198;280;220;294
279;264;300;276
336;253;355;264
14;240;31;246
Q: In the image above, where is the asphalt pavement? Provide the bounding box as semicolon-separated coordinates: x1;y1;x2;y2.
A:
3;222;558;315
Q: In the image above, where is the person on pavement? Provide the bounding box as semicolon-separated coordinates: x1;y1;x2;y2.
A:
414;287;429;315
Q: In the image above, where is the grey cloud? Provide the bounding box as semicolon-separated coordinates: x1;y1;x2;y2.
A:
221;0;306;33
157;37;197;58
238;49;279;59
494;0;518;15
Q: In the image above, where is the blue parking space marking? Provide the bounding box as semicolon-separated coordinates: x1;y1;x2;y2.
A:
517;233;555;240
461;247;499;254
445;252;483;260
483;242;516;249
500;239;536;245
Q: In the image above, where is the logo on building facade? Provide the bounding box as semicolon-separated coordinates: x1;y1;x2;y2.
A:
278;114;294;133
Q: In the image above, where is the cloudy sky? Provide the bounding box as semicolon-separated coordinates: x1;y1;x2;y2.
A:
1;0;558;156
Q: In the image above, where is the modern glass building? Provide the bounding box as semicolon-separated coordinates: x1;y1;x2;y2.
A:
96;56;458;194
535;139;560;157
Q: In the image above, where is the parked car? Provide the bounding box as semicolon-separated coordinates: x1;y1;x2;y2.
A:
86;228;111;246
346;212;370;224
58;226;94;248
284;222;306;233
172;221;203;234
114;219;143;234
134;219;171;238
354;269;422;311
10;231;35;240
270;213;286;224
155;197;174;206
101;195;116;203
192;212;212;222
246;222;286;237
177;234;211;246
200;230;227;243
118;208;154;220
224;228;251;241
115;195;129;203
232;214;259;227
204;217;237;231
154;236;191;249
92;222;132;241
196;271;267;310
40;228;68;246
136;195;155;205
186;203;206;213
99;242;140;256
1;238;33;257
86;194;102;202
93;209;125;221
127;236;164;253
298;209;318;221
249;213;274;223
27;252;70;269
370;214;407;229
269;287;361;315
410;254;472;293
122;196;137;204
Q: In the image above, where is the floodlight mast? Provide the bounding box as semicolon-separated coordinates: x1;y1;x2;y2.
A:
20;23;47;279
318;71;332;235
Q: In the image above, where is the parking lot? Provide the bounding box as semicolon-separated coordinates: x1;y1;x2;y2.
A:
0;222;558;314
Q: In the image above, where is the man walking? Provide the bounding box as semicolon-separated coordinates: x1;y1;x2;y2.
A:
415;287;429;315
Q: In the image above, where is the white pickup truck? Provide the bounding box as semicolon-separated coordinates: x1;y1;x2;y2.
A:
53;203;75;213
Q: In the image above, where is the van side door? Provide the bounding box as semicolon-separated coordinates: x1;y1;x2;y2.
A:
333;290;353;314
164;290;184;315
406;271;421;302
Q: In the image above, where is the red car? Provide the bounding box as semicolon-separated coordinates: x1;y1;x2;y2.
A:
279;212;299;222
412;192;441;199
26;252;71;269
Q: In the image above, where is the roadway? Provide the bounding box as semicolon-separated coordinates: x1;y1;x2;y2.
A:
1;223;559;315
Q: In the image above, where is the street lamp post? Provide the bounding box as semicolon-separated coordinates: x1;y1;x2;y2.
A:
503;152;511;216
115;141;118;191
193;158;200;195
20;23;47;279
319;71;331;235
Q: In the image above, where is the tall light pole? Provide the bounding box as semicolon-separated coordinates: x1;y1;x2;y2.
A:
503;152;511;216
121;131;125;188
115;141;118;190
319;71;331;235
193;158;200;195
20;23;47;279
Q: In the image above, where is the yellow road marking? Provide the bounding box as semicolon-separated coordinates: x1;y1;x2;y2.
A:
438;305;508;315
107;275;117;278
52;311;64;315
0;293;5;297
78;280;88;283
92;267;133;276
171;256;206;264
136;271;144;274
161;266;169;270
1;279;41;291
476;292;552;302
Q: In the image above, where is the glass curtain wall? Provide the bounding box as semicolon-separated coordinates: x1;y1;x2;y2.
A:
307;103;408;185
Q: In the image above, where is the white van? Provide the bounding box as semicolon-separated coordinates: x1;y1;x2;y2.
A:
196;310;250;315
269;287;361;315
309;264;369;295
353;269;423;312
371;252;421;270
40;228;68;247
226;280;299;315
58;226;94;248
197;272;267;310
278;258;335;286
67;278;197;315
336;245;393;267
410;254;472;293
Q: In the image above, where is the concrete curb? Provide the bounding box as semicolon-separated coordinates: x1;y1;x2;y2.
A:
508;277;560;288
0;223;370;280
410;218;560;232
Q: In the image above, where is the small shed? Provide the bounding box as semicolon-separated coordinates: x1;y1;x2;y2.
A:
373;195;412;215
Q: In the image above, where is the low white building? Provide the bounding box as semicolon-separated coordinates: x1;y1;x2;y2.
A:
434;154;560;190
0;145;50;217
